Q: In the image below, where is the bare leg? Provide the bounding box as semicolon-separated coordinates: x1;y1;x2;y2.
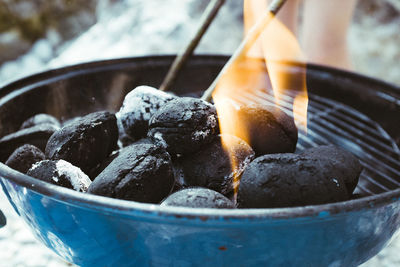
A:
302;0;357;70
244;0;300;57
275;0;300;36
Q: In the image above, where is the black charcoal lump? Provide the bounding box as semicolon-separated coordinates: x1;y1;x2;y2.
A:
88;144;174;203
148;97;219;155
61;116;82;127
237;153;350;208
117;86;176;140
88;138;161;180
302;145;363;193
87;150;120;181
5;144;45;174
45;111;118;174
20;114;61;130
0;123;59;162
180;134;255;198
161;188;235;209
228;104;298;156
27;159;92;192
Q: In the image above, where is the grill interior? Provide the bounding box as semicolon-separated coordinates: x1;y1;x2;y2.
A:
1;56;399;198
231;88;400;196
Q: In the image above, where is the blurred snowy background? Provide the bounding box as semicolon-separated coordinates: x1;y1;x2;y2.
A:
0;0;243;87
1;0;400;87
0;0;400;266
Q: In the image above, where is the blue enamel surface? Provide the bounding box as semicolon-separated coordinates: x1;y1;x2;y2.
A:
2;177;400;267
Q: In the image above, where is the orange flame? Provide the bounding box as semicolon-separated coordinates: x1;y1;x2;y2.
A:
212;0;308;197
213;0;308;137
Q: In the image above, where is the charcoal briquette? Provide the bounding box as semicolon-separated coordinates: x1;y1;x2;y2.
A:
229;104;298;156
117;86;176;140
27;159;92;192
87;150;120;181
5;144;45;174
89;138;161;180
180;134;255;198
61;116;82;127
0;123;59;162
45;111;118;174
161;188;235;209
302;145;363;194
237;153;349;208
88;144;174;203
20;114;61;130
148;97;219;155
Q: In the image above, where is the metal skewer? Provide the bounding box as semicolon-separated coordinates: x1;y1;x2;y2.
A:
201;0;287;102
159;0;226;92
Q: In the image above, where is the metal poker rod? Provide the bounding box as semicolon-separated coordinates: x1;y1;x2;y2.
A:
201;0;287;102
159;0;226;92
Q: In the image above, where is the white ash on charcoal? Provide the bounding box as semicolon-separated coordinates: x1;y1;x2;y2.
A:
117;86;177;141
45;111;118;174
88;143;174;203
20;113;61;130
0;123;59;162
237;145;363;208
148;97;219;155
27;159;91;193
161;188;235;209
226;104;298;156
178;134;255;199
5;144;45;174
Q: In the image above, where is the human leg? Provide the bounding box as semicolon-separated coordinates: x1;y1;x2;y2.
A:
302;0;357;69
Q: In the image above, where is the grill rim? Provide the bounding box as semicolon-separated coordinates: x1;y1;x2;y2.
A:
1;164;400;221
1;55;400;221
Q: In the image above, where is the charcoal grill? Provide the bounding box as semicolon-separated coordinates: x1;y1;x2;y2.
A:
0;55;400;266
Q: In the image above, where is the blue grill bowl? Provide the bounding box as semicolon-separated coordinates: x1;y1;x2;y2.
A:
1;56;400;267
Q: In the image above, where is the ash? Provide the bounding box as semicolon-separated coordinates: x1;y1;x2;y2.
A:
192;114;218;140
117;85;176;138
0;0;399;266
55;160;91;192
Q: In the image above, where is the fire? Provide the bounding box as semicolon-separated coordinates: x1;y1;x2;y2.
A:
212;0;308;197
246;0;307;131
